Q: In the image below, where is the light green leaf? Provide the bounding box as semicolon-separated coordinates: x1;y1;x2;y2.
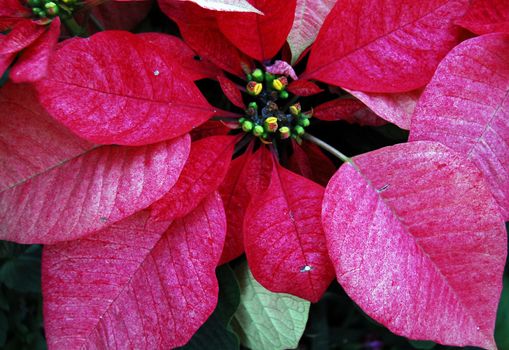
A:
232;262;310;350
183;0;263;14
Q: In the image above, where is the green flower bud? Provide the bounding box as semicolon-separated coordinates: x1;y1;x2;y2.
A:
248;102;258;110
279;90;289;99
238;117;246;124
253;125;264;137
246;73;253;81
294;125;305;136
252;69;263;82
299;118;310;127
242;120;254;132
44;2;59;16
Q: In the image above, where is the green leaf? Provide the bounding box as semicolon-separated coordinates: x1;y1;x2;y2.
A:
178;265;240;350
496;275;509;350
0;246;41;293
231;262;310;350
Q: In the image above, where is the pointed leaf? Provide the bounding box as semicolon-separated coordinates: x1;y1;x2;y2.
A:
0;82;92;191
287;0;336;64
217;74;245;109
322;141;506;349
10;18;60;83
410;33;509;219
151;135;235;221
215;0;297;61
232;262;310;350
182;0;262;13
1;134;190;244
179;265;241;350
245;162;334;302
159;1;246;77
219;152;252;264
348;89;422;130
138;32;222;81
313;98;387;126
35;31;215;146
456;0;509;35
43;193;226;349
218;146;273;263
287;79;323;96
304;0;469;92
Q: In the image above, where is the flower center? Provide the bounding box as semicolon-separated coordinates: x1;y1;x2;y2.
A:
27;0;77;20
239;68;310;143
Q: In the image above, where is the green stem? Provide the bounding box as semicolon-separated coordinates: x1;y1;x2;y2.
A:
62;16;87;37
302;133;356;167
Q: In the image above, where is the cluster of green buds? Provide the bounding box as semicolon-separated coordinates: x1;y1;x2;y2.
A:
239;96;312;144
27;0;76;19
246;68;289;100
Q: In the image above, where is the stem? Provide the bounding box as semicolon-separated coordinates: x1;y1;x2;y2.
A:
62;16;87;37
302;133;355;166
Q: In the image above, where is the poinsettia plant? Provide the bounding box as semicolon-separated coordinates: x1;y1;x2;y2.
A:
0;0;508;349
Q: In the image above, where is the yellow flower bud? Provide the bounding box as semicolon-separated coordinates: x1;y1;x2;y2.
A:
247;81;263;96
264;117;278;132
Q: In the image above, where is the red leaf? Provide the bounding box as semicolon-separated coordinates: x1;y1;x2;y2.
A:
87;0;151;32
456;0;509;35
218;151;251;264
0;82;92;191
138;32;221;81
215;0;297;61
245;162;335;302
10;18;60;83
303;0;468;92
347;89;422;130
243;145;273;198
0;133;190;244
410;33;509;219
151;135;235;221
190;121;231;141
313;98;387;126
287;79;323;96
287;0;337;63
35;31;215;146
322;141;506;349
159;0;246;77
217;74;245;109
217;145;274;264
42;193;226;349
0;20;44;74
287;140;336;186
